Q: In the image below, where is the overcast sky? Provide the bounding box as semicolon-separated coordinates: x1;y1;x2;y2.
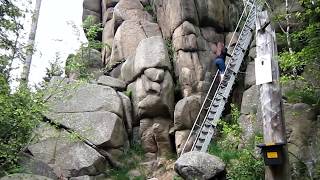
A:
11;0;87;88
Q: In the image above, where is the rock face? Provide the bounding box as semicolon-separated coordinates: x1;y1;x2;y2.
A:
122;36;174;157
22;76;132;178
175;151;226;180
97;75;126;90
0;174;53;180
284;103;319;178
96;0;242;160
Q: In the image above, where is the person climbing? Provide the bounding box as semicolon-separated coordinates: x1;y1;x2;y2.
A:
213;42;232;80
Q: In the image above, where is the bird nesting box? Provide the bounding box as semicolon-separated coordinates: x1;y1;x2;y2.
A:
257;142;286;166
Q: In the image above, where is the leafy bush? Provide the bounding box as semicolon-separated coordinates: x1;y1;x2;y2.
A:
65;16;104;80
0;80;44;176
208;104;264;180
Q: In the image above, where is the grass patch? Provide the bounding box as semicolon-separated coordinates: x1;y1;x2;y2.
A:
107;144;146;180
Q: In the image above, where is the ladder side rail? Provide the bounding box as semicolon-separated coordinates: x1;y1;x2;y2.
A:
179;70;219;155
227;0;251;49
195;3;258;152
190;71;222;151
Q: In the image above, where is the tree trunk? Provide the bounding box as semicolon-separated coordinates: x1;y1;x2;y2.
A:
256;10;291;180
21;0;42;84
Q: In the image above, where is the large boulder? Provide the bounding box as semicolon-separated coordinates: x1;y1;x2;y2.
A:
175;151;226;180
140;117;172;157
113;0;153;22
200;27;224;43
0;174;53;180
27;124;106;178
175;130;191;155
48;83;123;118
128;70;174;123
240;85;259;115
121;36;171;83
46;111;128;149
244;61;256;89
97;75;126;90
194;0;230;31
151;0;199;37
83;0;101;13
66;49;104;80
118;92;133;134
284;103;318;177
175;51;204;97
109;20;161;67
174;95;201;131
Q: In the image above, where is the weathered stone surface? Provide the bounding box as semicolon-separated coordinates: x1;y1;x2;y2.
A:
173;34;197;52
175;130;191;156
238;114;256;145
248;47;256;61
102;19;116;64
175;51;204;97
113;0;153;22
101;0;119;10
140;117;172;157
118;92;133;134
285;103;318;173
46;111;127;148
195;0;229;31
226;31;238;45
28;139;106;178
54;142;106;177
19;154;58;180
175;151;226;180
172;21;200;39
151;0;199;37
109;21;161;66
244;61;255;89
121;36;171;83
83;0;101;13
241;85;259;114
200;27;224;43
102;8;114;25
66;49;103;80
0;174;53;180
97;75;126;90
48;84;123;118
82;9;101;25
174;95;201;131
70;176;94;180
144;68;165;83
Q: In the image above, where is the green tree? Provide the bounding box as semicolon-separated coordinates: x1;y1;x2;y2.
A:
278;0;320;106
0;0;45;176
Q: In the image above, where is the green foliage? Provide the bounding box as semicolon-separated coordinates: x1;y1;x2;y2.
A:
277;0;320;106
0;83;44;176
65;16;104;80
124;89;132;98
0;0;26;79
82;16;103;50
43;53;63;82
208;104;264;180
108;144;146;180
285;87;320;105
0;1;45;176
165;39;175;65
143;3;156;22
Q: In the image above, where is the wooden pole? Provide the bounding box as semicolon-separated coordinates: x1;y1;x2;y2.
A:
256;10;290;180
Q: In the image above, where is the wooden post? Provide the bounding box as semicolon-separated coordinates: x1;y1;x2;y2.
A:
256;11;290;180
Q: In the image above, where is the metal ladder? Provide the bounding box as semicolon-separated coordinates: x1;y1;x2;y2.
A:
180;0;261;154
